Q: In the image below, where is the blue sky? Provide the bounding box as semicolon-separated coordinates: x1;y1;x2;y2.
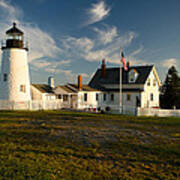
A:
0;0;180;85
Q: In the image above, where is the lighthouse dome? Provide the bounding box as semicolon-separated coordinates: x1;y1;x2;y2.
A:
6;22;24;35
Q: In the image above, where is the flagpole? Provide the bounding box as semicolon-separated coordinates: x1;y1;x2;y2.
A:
119;48;122;113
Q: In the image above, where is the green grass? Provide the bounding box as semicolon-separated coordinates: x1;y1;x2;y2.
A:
0;110;179;179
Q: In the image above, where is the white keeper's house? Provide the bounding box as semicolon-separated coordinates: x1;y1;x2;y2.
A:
88;60;161;111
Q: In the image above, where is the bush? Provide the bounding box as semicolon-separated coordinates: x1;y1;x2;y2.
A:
105;106;111;112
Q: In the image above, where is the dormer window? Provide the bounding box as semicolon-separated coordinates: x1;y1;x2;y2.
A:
129;69;138;83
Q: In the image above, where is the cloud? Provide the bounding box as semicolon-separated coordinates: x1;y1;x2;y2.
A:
31;59;72;70
32;61;51;68
58;60;72;66
0;0;22;21
62;36;94;52
22;24;62;62
129;46;144;57
94;26;118;45
44;68;75;83
161;58;178;68
85;1;111;26
84;31;137;63
60;27;137;66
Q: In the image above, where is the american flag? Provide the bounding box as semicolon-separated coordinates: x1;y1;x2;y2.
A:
121;52;128;71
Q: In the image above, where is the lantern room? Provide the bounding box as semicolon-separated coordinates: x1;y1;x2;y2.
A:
2;22;28;51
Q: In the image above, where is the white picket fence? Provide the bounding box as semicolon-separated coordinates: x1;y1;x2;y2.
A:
137;107;180;117
1;100;180;117
0;100;62;110
105;105;180;117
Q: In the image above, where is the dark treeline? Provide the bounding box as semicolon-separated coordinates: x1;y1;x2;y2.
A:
160;66;180;109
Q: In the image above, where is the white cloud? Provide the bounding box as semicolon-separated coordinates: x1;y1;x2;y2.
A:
84;49;108;62
129;46;144;56
32;61;51;68
22;24;62;62
85;1;111;26
94;26;118;45
62;36;94;52
60;28;137;66
0;0;22;21
58;60;72;66
44;68;75;82
161;58;178;68
32;59;72;70
84;32;137;63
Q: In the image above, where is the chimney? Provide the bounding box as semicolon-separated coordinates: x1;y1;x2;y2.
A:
48;76;55;88
101;59;106;78
78;75;82;91
127;61;130;69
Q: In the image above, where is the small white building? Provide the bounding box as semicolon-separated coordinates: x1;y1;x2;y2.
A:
89;60;161;111
54;75;101;110
31;84;56;101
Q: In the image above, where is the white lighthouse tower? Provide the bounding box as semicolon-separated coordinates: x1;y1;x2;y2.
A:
0;23;31;101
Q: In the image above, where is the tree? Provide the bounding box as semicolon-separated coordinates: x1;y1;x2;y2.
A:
160;66;180;109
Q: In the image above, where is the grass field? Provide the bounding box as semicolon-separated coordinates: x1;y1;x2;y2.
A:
0;110;179;179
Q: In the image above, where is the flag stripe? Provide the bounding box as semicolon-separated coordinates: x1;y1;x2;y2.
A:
121;52;128;71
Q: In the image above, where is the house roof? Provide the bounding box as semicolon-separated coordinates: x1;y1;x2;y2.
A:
89;65;154;90
56;85;77;93
68;84;99;92
31;84;54;93
56;84;99;93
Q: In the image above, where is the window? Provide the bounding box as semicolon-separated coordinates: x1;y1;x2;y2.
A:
147;79;150;86
110;94;114;101
129;69;138;83
150;93;153;101
103;94;106;101
3;74;7;81
58;95;62;99
20;85;26;92
153;79;156;86
96;93;99;101
127;94;131;101
84;93;87;101
63;95;68;101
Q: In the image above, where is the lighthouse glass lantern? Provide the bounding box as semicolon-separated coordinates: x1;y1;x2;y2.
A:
2;22;28;50
0;23;31;102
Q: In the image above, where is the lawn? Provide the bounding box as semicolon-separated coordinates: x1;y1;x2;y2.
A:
0;110;179;179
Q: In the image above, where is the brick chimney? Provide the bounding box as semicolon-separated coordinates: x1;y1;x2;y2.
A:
78;75;82;91
101;59;106;78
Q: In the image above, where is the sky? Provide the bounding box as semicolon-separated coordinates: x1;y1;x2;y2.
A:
0;0;180;85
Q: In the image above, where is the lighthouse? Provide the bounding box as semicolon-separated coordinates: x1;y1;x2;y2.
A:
0;23;31;101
